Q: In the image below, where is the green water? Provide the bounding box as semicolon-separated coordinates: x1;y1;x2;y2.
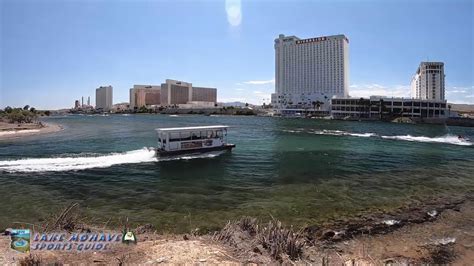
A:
0;115;472;232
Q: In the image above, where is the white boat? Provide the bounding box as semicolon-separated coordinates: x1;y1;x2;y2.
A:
155;125;236;157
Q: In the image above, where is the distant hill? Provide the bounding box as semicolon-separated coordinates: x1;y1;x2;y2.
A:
449;103;474;113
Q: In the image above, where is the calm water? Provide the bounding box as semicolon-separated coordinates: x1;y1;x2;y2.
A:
0;115;473;232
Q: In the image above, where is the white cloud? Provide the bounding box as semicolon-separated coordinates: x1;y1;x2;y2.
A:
445;85;474;104
225;0;242;27
349;84;410;98
219;97;247;103
349;83;474;104
242;79;275;85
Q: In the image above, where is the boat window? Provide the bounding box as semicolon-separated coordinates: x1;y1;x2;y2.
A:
207;131;214;139
180;131;191;140
216;130;223;138
170;132;180;141
191;131;200;140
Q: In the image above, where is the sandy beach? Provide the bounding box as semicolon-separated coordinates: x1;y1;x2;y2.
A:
0;122;63;140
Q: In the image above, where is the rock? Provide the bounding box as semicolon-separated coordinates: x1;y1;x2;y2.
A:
4;228;12;236
320;230;336;240
156;257;167;263
135;224;155;234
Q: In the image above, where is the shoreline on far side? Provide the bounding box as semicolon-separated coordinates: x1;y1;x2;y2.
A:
0;122;63;141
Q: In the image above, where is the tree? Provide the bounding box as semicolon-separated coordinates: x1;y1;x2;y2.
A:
23;105;30;110
7;111;25;123
44;110;51;116
358;98;370;118
29;107;36;113
245;103;249;107
379;99;384;119
5;106;13;113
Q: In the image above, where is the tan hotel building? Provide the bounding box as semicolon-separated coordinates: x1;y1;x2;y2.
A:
160;79;217;106
129;85;161;109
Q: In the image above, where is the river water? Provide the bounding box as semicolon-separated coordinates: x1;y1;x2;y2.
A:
0;115;472;232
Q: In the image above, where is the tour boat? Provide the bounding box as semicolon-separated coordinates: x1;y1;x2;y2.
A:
155;125;236;157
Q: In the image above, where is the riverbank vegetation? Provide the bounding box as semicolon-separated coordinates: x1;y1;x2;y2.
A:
0;105;50;124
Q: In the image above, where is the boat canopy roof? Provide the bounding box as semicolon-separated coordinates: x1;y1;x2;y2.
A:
155;125;229;133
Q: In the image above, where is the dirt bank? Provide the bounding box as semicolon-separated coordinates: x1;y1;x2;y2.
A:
1;198;472;264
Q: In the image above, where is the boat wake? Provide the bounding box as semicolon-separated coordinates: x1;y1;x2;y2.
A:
0;129;41;136
381;135;472;146
0;148;227;173
283;129;472;146
159;150;227;161
311;129;376;138
0;148;158;173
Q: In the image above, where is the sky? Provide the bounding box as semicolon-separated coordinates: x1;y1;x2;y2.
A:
1;0;473;109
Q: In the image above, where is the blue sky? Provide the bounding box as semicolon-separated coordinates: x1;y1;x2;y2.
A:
1;0;473;109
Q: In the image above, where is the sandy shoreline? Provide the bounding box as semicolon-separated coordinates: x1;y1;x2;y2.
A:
0;196;472;264
0;122;63;140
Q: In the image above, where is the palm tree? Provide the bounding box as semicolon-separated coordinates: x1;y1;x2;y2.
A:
379;99;385;119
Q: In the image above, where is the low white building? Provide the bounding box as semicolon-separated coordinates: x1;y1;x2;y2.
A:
331;96;448;119
178;101;217;109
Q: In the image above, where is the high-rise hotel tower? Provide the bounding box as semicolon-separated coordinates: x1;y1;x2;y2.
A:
95;85;113;111
273;34;349;111
410;62;445;101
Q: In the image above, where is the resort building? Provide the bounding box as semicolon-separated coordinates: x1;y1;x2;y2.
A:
112;102;130;112
161;79;193;105
129;85;161;110
95;85;113;111
160;79;217;107
331;96;447;119
274;34;349;112
192;87;217;103
411;62;445;101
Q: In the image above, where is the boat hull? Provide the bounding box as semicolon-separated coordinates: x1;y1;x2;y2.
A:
157;144;235;157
